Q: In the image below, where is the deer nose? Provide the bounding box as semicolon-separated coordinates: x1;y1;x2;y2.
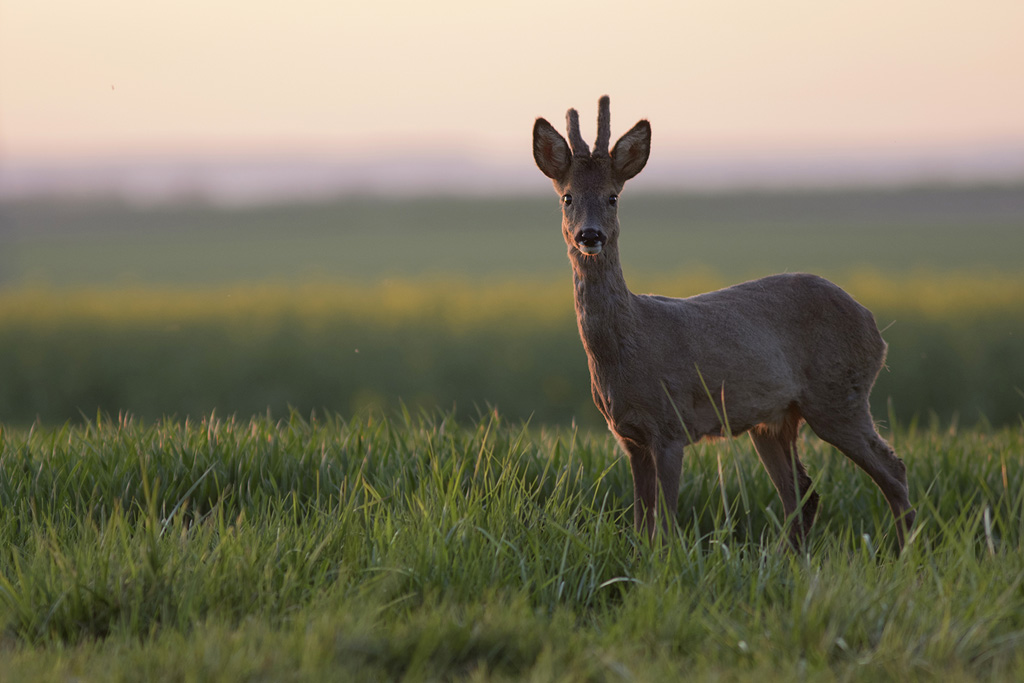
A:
575;228;607;254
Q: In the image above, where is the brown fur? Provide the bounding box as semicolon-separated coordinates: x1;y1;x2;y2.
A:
532;96;916;550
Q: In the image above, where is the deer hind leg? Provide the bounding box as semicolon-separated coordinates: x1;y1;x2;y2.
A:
803;406;915;549
750;413;819;549
654;440;684;538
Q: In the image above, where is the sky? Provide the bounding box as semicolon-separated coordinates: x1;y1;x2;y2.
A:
2;0;1023;190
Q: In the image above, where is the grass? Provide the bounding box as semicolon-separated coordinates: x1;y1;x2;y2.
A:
2;185;1023;678
3;185;1023;428
3;410;1024;680
2;272;1023;428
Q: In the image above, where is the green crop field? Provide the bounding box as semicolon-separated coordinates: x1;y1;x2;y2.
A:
2;185;1024;428
1;271;1023;429
2;185;1024;679
2;412;1024;681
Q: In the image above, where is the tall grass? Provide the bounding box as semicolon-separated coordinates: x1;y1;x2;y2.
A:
2;411;1024;680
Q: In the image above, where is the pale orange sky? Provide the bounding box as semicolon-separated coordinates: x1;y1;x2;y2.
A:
2;0;1023;162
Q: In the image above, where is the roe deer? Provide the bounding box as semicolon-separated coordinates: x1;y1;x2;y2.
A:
532;96;915;550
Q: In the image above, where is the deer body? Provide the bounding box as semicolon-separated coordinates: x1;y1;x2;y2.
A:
535;97;915;549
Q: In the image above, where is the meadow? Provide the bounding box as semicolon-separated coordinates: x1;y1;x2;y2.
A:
2;184;1024;428
5;185;1024;286
1;185;1024;679
1;273;1024;430
2;411;1024;680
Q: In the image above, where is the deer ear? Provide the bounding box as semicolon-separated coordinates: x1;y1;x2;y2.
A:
611;120;651;183
533;118;571;181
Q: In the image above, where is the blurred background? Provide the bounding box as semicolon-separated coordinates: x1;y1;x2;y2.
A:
2;0;1023;428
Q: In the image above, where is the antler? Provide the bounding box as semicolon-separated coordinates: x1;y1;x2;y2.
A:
565;108;590;157
565;97;612;158
594;95;611;156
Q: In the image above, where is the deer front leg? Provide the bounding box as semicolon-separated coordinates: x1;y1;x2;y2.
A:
627;446;658;540
655;440;684;538
625;439;684;541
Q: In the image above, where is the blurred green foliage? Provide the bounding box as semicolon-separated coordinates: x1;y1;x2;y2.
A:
0;274;1021;427
1;186;1022;427
3;185;1024;286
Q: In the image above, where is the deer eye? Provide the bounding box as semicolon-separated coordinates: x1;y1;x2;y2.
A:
561;194;572;206
609;194;618;207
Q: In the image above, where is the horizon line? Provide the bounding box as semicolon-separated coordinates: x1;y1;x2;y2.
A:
3;144;1023;205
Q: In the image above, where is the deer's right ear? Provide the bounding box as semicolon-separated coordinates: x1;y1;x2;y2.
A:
533;118;571;182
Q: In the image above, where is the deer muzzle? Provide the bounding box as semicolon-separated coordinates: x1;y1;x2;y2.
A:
574;228;607;255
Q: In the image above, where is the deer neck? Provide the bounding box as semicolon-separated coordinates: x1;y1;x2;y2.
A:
570;245;635;365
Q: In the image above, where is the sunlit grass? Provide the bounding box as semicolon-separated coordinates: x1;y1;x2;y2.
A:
2;411;1024;680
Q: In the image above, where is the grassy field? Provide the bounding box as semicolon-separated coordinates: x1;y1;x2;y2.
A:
2;411;1024;681
1;186;1024;679
3;185;1024;286
2;185;1022;428
1;272;1023;429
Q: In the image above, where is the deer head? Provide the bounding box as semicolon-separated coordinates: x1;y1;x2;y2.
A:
532;96;651;256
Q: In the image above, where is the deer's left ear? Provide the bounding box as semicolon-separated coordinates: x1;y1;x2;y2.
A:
611;120;651;183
